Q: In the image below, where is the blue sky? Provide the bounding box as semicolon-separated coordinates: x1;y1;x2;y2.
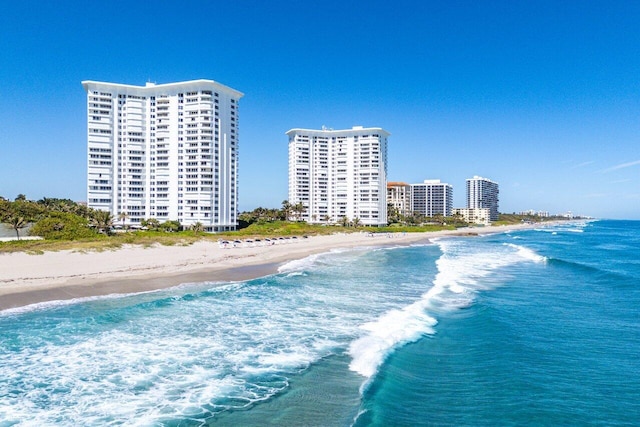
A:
1;1;638;219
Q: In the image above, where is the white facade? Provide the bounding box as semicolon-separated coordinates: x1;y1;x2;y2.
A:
466;175;499;221
453;207;491;225
286;126;389;226
83;79;243;232
410;179;453;217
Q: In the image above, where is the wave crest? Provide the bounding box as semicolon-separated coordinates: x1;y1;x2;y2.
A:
348;239;547;380
348;302;437;378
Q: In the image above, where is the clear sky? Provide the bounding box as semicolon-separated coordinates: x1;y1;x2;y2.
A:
1;1;638;219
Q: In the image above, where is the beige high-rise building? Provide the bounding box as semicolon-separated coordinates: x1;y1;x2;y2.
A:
387;182;411;217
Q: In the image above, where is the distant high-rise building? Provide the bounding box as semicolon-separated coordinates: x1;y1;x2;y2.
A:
466;175;499;221
411;179;453;217
286;126;389;226
387;182;411;217
83;79;243;232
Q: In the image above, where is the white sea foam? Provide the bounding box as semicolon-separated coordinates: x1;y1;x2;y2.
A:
285;271;306;277
535;221;590;235
0;241;549;424
0;251;373;425
277;253;324;273
0;291;153;316
349;302;437;378
505;243;548;263
277;246;372;274
0;281;234;317
348;239;548;380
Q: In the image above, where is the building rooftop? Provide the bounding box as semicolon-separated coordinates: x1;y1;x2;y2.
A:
82;79;244;98
387;182;409;187
285;126;390;137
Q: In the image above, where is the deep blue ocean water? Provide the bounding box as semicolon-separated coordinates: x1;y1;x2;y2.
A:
1;220;639;426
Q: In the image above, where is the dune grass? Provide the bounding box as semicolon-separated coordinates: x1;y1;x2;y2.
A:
0;221;459;254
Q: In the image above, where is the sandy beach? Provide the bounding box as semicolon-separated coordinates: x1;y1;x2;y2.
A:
0;224;545;310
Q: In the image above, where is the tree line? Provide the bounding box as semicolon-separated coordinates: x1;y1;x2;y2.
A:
240;201;468;228
1;195;470;242
386;205;468;227
238;200;306;226
0;195;184;240
0;196;307;241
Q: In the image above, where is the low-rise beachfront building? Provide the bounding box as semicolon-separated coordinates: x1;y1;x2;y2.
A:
453;207;491;225
286;126;389;226
83;79;243;232
411;179;453;217
466;175;499;221
387;182;411;217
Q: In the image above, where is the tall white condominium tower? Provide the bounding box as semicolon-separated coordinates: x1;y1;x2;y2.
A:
411;179;453;217
83;79;243;232
286;126;389;226
466;175;500;221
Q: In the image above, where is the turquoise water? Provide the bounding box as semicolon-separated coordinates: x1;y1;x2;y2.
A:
1;220;639;425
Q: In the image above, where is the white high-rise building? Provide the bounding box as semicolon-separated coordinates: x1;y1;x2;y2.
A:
466;175;499;221
83;79;243;232
411;179;453;217
286;126;389;226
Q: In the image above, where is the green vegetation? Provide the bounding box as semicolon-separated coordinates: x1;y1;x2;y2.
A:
30;212;97;240
89;210;113;234
493;213;568;225
375;224;459;233
158;220;181;233
0;232;203;254
229;220;337;237
0;196;468;254
387;204;468;228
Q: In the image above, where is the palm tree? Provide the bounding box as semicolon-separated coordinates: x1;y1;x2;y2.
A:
191;221;204;235
340;216;350;227
387;204;401;224
408;211;425;226
292;202;306;221
352;217;361;228
451;212;466;227
117;212;129;230
142;218;160;231
73;203;91;219
281;200;292;221
8;216;26;240
91;210;113;234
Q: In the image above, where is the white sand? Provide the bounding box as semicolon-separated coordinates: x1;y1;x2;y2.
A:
0;224;544;309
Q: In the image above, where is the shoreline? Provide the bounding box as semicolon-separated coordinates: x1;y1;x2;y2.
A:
0;223;557;311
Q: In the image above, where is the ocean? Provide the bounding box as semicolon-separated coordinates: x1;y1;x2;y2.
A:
1;220;639;426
